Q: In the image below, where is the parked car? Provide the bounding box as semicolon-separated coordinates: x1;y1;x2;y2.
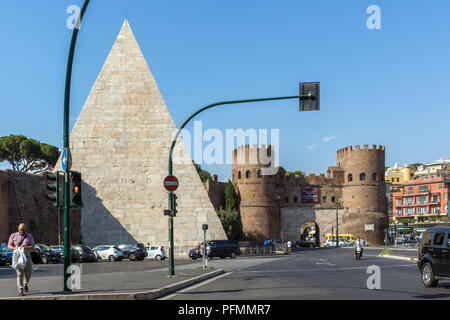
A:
72;245;97;263
33;244;59;264
339;240;354;247
1;249;13;265
49;245;81;263
0;251;7;266
93;245;124;262
136;243;148;259
117;244;146;261
325;240;351;247
417;227;450;287
295;240;314;248
189;247;202;260
145;245;166;261
200;240;240;259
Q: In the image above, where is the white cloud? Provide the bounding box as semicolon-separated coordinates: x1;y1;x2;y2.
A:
307;144;318;150
322;136;336;143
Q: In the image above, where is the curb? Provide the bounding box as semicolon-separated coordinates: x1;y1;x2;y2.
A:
378;254;418;262
1;269;225;301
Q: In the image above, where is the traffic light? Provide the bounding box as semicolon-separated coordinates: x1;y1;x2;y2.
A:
168;192;178;216
70;171;82;207
299;82;320;111
46;172;60;207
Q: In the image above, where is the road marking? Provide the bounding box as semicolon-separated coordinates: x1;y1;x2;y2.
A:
158;271;234;300
236;264;416;274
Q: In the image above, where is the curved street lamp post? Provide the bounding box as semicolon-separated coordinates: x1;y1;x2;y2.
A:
62;0;90;292
167;82;320;276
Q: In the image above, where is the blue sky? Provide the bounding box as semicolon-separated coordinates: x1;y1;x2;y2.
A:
1;0;449;180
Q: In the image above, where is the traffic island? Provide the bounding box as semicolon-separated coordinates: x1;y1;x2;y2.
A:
378;250;417;262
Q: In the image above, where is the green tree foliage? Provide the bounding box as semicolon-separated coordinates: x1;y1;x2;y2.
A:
193;162;211;182
0;135;60;173
225;180;238;211
285;170;305;176
217;180;240;240
409;163;423;169
217;208;240;240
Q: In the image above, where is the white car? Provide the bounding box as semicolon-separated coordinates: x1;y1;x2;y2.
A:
92;245;124;262
145;245;166;261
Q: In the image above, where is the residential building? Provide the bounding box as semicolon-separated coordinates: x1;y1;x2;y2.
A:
413;159;450;179
385;163;417;193
392;174;450;222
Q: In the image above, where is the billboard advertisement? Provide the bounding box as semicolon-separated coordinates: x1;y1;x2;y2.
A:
301;188;319;203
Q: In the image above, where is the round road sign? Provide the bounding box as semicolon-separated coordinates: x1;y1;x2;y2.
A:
164;175;179;192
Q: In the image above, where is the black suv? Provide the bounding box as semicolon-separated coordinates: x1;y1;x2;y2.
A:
49;245;81;263
417;227;450;287
117;244;146;261
200;240;240;259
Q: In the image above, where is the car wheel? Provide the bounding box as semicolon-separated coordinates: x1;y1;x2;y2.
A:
155;255;162;261
421;262;438;288
129;253;136;261
231;252;236;259
41;256;48;264
108;255;116;262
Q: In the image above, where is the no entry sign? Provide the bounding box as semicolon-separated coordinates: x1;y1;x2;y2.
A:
164;175;179;192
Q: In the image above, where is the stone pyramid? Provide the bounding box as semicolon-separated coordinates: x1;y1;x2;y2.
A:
55;20;227;253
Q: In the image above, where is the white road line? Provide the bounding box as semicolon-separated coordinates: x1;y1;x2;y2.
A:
236;264;416;274
158;272;234;300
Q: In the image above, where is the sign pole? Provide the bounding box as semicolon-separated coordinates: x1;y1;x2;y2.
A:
202;224;208;269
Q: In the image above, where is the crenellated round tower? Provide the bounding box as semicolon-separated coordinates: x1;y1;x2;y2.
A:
337;145;388;244
232;144;282;242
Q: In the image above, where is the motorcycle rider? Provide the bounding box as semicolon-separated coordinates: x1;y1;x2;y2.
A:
354;237;364;258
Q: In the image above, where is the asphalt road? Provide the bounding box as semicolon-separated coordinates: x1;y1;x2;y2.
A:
162;248;450;300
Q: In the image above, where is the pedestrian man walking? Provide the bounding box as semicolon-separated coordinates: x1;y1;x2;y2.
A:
287;240;292;253
8;223;35;296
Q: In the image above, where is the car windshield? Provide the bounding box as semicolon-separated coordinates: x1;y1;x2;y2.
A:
113;246;121;251
81;246;92;253
39;244;51;252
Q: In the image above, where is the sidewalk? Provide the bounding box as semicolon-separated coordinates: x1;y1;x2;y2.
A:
0;263;224;300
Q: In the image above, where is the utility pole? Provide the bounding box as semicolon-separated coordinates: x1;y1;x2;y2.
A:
335;197;339;248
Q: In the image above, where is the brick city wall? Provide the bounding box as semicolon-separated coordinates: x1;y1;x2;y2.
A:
202;175;226;211
0;170;81;245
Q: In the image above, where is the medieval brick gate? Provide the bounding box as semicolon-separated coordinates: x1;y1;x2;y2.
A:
280;207;344;245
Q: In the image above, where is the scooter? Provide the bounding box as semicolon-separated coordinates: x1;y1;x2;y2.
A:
354;246;362;260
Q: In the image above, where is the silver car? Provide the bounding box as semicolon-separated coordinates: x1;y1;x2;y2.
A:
145;245;166;261
93;245;124;262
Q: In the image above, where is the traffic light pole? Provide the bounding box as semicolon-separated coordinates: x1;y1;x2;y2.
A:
336;197;339;248
62;0;90;292
167;94;313;277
